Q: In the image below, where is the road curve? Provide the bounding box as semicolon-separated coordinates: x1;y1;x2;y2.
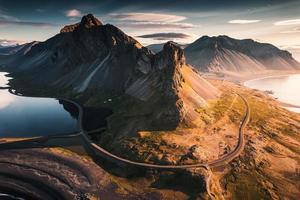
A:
80;94;250;169
2;89;250;170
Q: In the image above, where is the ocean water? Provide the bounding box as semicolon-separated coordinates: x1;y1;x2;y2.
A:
245;74;300;113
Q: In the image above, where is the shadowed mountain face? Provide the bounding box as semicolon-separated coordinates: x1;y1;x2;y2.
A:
0;14;150;94
185;35;300;73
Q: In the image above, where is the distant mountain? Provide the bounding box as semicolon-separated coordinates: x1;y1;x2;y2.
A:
0;42;38;67
0;43;27;55
184;35;300;73
1;14;219;129
147;42;187;53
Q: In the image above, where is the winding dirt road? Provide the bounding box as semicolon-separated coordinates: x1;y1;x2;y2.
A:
80;94;250;169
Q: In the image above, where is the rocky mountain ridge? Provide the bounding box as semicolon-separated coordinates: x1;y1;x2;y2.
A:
0;14;219;132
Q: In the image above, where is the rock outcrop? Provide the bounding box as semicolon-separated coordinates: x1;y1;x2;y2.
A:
147;42;187;53
60;14;103;33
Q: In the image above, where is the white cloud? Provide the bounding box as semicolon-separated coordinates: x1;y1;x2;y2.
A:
281;45;300;50
116;22;195;29
280;27;300;34
66;9;82;18
228;19;261;24
0;39;25;46
110;12;195;30
109;13;186;23
274;19;300;26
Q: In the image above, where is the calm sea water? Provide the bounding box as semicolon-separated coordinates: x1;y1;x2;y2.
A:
245;74;300;113
0;72;80;137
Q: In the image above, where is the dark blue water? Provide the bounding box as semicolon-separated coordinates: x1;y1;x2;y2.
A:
0;72;80;137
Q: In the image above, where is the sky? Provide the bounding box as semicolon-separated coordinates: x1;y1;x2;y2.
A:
0;0;300;61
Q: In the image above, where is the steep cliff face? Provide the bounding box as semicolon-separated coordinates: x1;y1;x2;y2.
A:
101;42;219;149
185;35;300;73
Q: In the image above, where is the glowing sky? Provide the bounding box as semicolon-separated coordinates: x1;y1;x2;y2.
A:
0;0;300;60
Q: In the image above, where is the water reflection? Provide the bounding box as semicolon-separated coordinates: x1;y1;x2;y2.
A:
0;90;14;109
0;72;80;137
0;72;10;87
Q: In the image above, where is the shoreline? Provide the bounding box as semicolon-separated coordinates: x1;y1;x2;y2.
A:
242;72;300;113
204;70;300;84
205;70;300;114
279;101;300;109
240;70;300;83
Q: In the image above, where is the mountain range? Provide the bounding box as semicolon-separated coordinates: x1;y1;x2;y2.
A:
1;14;299;135
0;43;28;55
1;14;299;133
0;14;219;130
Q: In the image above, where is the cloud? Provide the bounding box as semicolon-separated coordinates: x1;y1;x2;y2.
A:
228;19;261;24
36;9;46;13
0;10;18;21
110;12;195;30
0;10;55;28
117;22;195;29
138;32;191;40
0;39;24;46
274;19;300;25
66;9;82;17
281;45;300;50
109;12;186;23
0;20;55;27
280;27;300;33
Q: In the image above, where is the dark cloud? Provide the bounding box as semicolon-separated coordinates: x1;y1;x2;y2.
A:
138;32;191;40
0;20;56;27
0;0;298;16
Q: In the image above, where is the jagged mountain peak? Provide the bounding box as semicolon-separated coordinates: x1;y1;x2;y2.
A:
147;41;187;53
80;14;103;28
159;41;185;65
60;13;103;33
162;41;184;54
